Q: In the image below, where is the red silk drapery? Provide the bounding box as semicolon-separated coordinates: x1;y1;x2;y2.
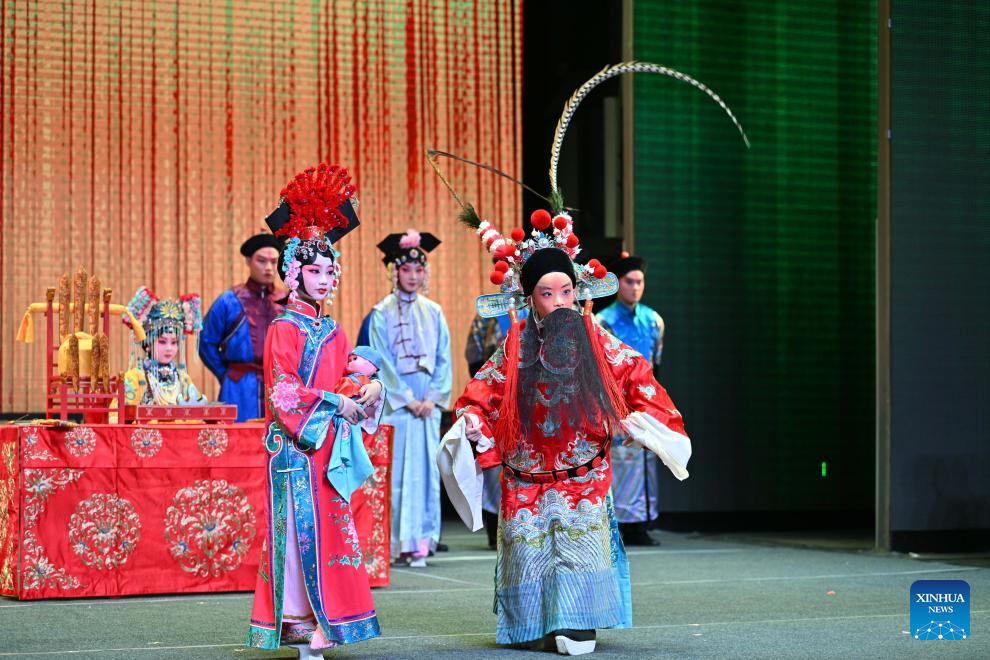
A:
0;1;522;412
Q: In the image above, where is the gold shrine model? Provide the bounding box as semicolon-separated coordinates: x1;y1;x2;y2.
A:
16;268;135;421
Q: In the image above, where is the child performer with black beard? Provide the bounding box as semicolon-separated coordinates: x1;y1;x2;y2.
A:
433;60;749;654
439;209;693;656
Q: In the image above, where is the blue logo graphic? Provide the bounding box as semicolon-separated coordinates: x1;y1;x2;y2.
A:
911;580;970;640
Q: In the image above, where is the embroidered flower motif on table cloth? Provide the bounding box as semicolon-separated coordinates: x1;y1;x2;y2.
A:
64;427;97;457
197;428;229;458
130;428;163;458
21;468;84;592
22;428;57;462
68;493;141;570
164;479;257;577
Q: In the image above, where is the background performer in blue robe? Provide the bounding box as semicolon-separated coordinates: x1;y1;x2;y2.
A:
200;233;287;422
368;229;452;567
596;253;666;546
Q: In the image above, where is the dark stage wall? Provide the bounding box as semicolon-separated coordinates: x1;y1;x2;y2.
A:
631;3;877;516
887;1;990;550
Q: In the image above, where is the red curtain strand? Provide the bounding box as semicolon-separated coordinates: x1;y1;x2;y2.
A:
0;1;522;412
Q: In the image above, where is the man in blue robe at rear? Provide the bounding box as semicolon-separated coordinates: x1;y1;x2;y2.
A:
596;253;665;546
199;234;287;422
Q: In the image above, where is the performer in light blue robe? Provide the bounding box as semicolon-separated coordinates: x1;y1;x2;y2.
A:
200;234;286;422
597;254;665;546
369;229;452;566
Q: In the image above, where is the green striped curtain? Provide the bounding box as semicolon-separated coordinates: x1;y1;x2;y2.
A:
632;2;876;512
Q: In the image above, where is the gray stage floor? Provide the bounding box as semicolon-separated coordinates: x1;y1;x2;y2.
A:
1;527;986;659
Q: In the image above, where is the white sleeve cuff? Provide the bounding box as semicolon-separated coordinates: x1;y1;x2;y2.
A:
619;411;692;481
437;416;484;531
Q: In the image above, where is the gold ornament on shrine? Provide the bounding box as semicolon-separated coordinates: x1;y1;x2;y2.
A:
16;267;144;420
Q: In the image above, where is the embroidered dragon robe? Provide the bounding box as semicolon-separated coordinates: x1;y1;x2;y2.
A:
451;320;687;644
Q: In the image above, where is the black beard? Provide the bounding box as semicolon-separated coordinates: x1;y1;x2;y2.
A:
516;307;618;440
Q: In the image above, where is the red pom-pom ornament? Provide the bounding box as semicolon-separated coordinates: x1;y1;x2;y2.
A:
490;271;505;285
531;209;552;230
510;227;525;242
594;265;608;279
553;215;569;230
495;244;515;259
587;259;601;269
566;234;580;248
494;260;509;273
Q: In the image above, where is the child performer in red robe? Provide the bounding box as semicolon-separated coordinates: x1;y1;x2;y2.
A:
247;164;384;659
439;210;693;655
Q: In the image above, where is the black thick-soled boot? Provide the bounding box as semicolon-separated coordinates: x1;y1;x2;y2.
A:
622;521;659;546
482;510;498;549
554;629;596;655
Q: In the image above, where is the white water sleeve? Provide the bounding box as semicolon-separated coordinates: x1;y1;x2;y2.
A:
619;410;692;481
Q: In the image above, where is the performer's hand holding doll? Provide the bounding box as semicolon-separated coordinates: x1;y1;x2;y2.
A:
326;346;386;502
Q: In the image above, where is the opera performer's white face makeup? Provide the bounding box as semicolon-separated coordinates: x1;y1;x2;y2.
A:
152;333;180;365
530;271;575;319
301;253;335;302
397;262;425;293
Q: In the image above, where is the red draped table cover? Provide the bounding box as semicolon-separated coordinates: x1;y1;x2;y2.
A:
351;425;393;588
0;423;392;599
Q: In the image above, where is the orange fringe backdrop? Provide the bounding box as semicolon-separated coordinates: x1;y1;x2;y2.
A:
0;0;521;412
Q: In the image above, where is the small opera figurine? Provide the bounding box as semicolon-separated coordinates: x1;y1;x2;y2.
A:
120;287;208;407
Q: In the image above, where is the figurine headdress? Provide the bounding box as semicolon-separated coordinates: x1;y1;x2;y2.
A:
427;61;749;453
264;163;361;302
122;286;202;366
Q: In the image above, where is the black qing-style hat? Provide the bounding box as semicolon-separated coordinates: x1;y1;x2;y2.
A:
240;233;284;257
607;253;647;280
376;229;442;266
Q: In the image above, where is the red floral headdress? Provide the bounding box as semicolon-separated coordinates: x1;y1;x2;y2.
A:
273;163;356;241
